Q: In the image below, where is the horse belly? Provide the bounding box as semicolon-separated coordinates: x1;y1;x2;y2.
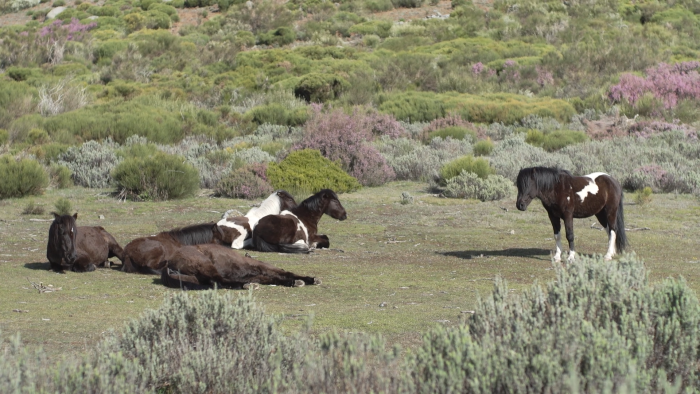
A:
76;228;110;264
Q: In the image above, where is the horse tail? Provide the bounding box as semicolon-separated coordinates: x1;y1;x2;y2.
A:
254;236;310;254
616;193;628;252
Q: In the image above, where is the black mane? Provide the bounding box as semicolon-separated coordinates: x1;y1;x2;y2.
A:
167;223;217;245
300;189;338;212
517;166;572;192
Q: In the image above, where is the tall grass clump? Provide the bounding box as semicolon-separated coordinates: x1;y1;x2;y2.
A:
412;254;700;392
294;106;398;186
57;139;121;188
53;197;71;216
111;152;199;201
0;155;49;199
267;149;361;196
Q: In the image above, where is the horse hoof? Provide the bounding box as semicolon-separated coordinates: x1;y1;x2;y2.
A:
313;278;322;285
243;283;260;290
293;280;305;287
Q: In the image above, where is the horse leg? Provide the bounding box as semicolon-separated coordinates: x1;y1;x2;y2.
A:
595;211;615;260
564;215;575;262
547;210;563;262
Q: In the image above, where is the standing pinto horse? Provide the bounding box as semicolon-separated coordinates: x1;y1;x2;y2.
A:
122;222;226;274
516;167;627;262
253;189;347;254
216;190;297;249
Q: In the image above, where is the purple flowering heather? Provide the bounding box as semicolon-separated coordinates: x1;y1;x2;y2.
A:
609;62;700;109
471;62;484;75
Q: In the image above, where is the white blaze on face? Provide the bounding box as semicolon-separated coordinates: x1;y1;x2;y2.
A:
216;218;247;249
576;172;607;203
280;210;309;244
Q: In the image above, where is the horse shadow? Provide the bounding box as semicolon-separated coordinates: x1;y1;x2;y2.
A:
24;261;52;270
440;248;551;261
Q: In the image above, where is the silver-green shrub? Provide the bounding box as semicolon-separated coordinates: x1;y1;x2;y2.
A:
490;134;573;181
57;138;121;188
412;254;699;393
442;170;514;201
377;136;473;181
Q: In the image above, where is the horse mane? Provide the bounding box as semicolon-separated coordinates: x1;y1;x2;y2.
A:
300;189;337;212
245;192;282;221
167;223;216;245
517;166;572;192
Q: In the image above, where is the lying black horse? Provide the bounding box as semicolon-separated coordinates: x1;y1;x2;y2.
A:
160;244;321;290
252;189;347;254
516;167;627;262
47;213;124;272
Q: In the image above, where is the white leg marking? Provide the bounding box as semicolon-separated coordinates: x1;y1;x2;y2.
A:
567;250;576;263
604;229;616;261
553;233;562;262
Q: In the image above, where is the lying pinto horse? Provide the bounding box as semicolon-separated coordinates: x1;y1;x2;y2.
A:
161;244;320;290
122;222;226;274
252;189;347;254
47;213;124;272
216;190;297;249
516;166;627;262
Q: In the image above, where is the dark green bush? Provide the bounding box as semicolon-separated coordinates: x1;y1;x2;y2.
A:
293;73;350;103
6;67;35;82
391;0;423;7
526;129;589;151
267;149;361;196
439;155;495;183
426;126;477;142
348;20;393;38
22;200;45;215
246;103;308;126
258;26;296;46
0;129;8;145
0;155;49;199
111;151;200;201
53;197;72;215
364;0;393;12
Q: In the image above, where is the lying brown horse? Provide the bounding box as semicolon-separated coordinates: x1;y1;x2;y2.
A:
252;189;347;254
160;244;321;290
122;222;226;274
47;213;124;272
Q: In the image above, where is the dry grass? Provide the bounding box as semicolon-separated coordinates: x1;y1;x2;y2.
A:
0;182;698;360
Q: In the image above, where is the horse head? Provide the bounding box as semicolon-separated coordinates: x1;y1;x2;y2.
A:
211;222;229;246
51;212;79;265
276;190;298;212
320;189;347;221
516;168;537;211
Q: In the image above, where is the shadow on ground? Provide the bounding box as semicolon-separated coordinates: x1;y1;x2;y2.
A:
440;248;551;260
24;262;51;270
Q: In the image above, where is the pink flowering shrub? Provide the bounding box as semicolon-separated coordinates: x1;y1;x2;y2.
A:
471;62;484;75
216;164;274;199
293;105;397;186
37;18;97;64
609;62;700;110
627;120;696;138
624;164;670;192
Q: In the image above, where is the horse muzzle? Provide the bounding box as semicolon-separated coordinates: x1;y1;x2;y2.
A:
516;201;528;211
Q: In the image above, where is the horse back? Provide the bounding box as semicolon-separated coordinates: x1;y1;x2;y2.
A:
255;214;307;245
570;173;621;218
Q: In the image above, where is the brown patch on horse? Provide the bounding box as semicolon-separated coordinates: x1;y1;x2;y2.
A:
47;213;124;272
121;222;226;275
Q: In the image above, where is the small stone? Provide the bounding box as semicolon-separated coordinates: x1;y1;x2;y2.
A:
379;302;387;307
99;215;105;220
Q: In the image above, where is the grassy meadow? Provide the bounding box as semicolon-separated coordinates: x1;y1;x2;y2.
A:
1;182;698;359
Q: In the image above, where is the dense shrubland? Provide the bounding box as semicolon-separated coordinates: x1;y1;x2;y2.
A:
0;0;700;200
2;255;698;393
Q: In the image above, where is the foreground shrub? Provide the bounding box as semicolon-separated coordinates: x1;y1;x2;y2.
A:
216;164;274;199
267;149;361;196
0;155;49;199
294;106;396;186
442;170;514;201
413;254;700;392
439;155;495;183
111;152;199;201
57;139;121;188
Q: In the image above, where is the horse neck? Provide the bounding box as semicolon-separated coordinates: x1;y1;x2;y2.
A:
246;195;281;222
291;204;324;229
536;177;568;206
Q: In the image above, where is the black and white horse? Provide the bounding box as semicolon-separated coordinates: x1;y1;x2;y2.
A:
516;166;627;262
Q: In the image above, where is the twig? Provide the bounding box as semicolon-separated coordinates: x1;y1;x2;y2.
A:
26;277;61;293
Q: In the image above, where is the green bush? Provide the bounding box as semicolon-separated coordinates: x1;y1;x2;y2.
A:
364;0;393;12
93;40;129;62
258;26;296;46
53;0;65;5
0;155;49;199
267;149;361;196
442;170;513;201
53;197;71;215
427;126;476;142
22;200;45;215
348;20;393;38
526;129;589;151
439;155;495;183
292;73;350;103
473;138;494;156
6;67;35;82
111;151;200;201
391;0;423;7
635;186;653;205
215;165;274;199
49;164;73;189
245;103;308;126
0;129;8;145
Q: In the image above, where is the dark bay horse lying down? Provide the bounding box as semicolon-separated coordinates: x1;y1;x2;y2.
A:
216;190;297;249
252;189;347;254
47;213;124;272
161;244;320;290
516;166;627;262
122;222;226;274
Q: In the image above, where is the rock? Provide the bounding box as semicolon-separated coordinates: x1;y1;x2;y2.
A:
99;215;105;220
46;6;67;19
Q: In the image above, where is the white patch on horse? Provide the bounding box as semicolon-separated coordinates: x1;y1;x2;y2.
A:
280;210;309;244
604;229;617;260
245;192;283;229
553;232;563;262
576;172;608;203
216;218;247;249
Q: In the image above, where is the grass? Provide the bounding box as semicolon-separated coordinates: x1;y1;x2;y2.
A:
0;183;699;359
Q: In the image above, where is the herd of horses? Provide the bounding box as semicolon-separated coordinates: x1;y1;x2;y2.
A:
46;167;628;290
47;189;347;290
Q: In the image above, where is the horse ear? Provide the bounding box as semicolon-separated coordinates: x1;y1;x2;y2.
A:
73;213;78;220
52;212;60;221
